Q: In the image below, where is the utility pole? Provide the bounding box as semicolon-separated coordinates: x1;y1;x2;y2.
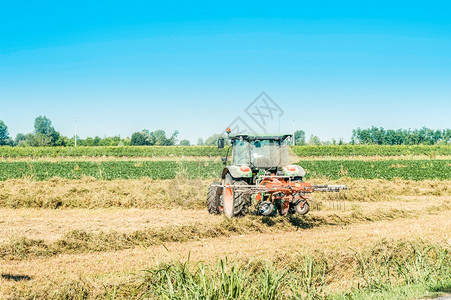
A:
292;120;295;146
74;118;77;147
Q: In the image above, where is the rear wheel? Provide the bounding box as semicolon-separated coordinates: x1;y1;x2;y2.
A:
207;182;222;214
223;174;250;218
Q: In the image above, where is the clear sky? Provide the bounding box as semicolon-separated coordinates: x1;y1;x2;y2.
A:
1;1;450;143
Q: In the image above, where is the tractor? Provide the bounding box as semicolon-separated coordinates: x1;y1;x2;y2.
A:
207;128;346;218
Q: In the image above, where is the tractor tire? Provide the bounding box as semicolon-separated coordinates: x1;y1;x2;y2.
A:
234;181;251;216
207;182;222;214
223;174;251;218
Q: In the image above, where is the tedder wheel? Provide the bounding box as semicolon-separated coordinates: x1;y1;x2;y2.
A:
207;182;222;214
222;173;250;218
295;201;310;215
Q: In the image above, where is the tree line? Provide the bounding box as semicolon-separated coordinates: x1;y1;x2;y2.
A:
294;128;451;146
0;117;449;147
0;116;229;147
0;117;182;147
350;126;451;145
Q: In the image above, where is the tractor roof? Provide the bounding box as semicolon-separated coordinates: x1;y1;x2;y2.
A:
229;134;292;141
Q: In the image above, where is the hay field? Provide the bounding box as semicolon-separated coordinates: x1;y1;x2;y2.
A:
0;154;450;299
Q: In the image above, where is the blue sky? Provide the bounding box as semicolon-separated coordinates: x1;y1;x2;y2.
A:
1;1;450;143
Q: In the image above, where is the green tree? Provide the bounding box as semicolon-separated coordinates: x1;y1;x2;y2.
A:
308;135;321;146
167;130;179;146
35;116;53;135
33;116;60;146
0;120;11;145
14;133;27;146
131;130;157;146
34;133;53;146
197;137;204;145
55;135;68;146
153;130;167;145
93;136;101;146
179;139;191;146
131;131;150;146
294;130;306;145
123;137;131;146
99;136;121;146
23;133;36;146
443;129;451;144
153;129;179;146
67;136;86;147
85;137;94;146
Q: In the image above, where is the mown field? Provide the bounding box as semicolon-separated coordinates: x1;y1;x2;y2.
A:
0;145;450;299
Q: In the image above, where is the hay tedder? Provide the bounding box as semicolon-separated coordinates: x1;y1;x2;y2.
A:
207;128;347;218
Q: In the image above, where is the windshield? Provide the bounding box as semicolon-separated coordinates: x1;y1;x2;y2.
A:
232;138;290;168
250;140;289;168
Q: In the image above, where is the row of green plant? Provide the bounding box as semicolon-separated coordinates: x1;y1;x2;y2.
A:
0;159;449;181
1;144;451;158
291;144;451;157
0;161;221;180
0;146;225;158
298;159;451;180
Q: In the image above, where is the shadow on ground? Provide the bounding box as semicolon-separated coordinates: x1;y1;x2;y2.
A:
1;274;32;281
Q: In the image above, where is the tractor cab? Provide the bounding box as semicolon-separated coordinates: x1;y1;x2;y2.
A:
231;135;290;169
218;133;306;184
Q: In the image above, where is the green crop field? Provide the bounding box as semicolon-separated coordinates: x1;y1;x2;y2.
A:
0;161;222;180
1;144;451;158
298;159;451;180
0;159;449;181
0;145;225;158
291;144;451;157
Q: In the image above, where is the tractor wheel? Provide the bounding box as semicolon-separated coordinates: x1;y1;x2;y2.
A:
223;174;250;218
295;201;310;215
207;182;222;214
